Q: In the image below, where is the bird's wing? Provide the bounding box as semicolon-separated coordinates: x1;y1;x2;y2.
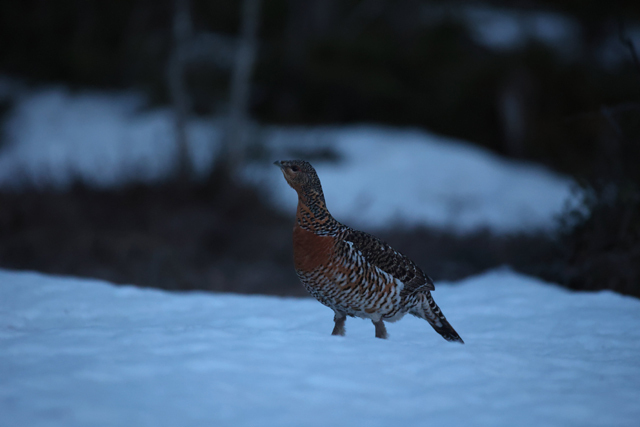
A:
341;228;435;295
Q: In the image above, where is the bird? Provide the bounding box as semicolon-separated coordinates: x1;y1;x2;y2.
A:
274;159;463;343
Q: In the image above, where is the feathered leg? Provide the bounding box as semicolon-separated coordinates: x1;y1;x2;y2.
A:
331;311;346;336
372;319;388;339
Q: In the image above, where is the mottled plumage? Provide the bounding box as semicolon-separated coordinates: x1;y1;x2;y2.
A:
275;159;463;342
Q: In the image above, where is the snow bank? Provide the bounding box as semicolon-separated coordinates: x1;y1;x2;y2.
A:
460;6;582;57
0;87;574;233
0;88;220;188
250;126;574;233
1;269;639;427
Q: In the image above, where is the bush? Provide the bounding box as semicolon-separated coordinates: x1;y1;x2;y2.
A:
559;181;640;297
556;101;640;297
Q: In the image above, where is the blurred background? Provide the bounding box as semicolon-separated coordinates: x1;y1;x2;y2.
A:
0;0;638;297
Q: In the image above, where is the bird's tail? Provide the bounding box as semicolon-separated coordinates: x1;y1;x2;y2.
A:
410;292;464;344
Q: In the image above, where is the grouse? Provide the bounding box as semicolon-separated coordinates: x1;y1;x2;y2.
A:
275;159;463;342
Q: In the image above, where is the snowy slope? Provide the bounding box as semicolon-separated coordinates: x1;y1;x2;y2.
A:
1;269;639;427
249;126;574;232
0;87;574;233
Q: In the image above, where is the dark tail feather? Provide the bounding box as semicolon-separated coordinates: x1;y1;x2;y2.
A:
429;316;464;343
411;292;464;344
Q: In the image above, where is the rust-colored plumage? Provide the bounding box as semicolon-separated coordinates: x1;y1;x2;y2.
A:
275;159;463;342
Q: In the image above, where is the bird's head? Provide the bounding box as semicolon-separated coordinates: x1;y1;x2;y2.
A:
273;159;323;197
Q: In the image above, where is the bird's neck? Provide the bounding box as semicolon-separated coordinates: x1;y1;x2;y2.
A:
295;189;339;235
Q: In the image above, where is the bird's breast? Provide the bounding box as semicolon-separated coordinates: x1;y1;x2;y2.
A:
292;224;335;273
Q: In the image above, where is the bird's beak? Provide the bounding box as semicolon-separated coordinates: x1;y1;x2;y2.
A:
273;160;284;169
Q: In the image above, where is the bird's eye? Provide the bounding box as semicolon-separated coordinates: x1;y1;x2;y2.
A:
291;165;299;172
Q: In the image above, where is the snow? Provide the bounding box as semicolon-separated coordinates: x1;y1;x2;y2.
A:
0;86;575;234
249;126;574;233
459;6;582;57
0;88;220;188
1;268;639;427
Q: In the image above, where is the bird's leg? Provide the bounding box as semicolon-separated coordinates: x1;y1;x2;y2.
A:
331;312;346;336
372;319;388;339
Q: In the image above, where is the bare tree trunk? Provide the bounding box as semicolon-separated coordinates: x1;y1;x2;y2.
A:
219;0;262;176
498;68;534;158
168;0;193;181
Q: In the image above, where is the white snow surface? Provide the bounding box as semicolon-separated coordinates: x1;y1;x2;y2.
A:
0;87;575;233
1;269;639;427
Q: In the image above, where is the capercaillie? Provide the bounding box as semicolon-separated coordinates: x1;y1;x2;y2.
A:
275;159;463;342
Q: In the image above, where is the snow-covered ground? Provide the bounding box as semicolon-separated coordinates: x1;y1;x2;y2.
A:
1;268;639;427
0;87;574;233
